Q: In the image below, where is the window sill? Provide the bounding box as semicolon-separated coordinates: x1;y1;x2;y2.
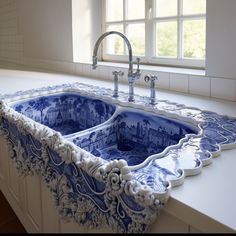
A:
97;61;205;76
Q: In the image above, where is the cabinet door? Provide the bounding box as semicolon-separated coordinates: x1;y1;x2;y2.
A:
24;175;42;232
8;158;20;203
0;137;9;182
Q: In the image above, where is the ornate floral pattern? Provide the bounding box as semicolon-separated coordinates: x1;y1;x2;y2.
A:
72;110;198;167
11;93;115;136
0;82;236;233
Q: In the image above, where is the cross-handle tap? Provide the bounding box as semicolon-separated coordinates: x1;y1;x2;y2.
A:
112;70;124;98
144;75;158;105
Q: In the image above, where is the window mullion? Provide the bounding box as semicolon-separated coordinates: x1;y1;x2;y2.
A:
178;20;183;60
178;0;183;59
146;0;153;62
102;0;206;68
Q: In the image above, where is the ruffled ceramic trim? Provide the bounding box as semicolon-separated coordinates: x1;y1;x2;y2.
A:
1;82;236;233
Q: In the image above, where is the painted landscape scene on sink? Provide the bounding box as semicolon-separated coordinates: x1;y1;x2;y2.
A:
11;93;116;135
72;111;198;166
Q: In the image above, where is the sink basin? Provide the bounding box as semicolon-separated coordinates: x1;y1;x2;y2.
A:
10;92;116;135
71;108;199;166
2;82;236;233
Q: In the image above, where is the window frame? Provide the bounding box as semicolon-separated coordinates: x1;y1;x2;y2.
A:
102;0;206;69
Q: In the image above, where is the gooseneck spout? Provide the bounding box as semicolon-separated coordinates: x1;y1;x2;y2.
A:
92;31;133;73
92;31;141;102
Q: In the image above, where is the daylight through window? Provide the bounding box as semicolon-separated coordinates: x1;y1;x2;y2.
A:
103;0;206;68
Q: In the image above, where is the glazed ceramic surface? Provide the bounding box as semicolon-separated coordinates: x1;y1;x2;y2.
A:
1;82;236;233
11;93;116;135
72;109;198;166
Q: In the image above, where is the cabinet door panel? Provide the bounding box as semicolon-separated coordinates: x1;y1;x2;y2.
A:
25;175;42;232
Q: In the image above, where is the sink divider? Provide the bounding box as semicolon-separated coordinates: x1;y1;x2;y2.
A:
0;82;236;233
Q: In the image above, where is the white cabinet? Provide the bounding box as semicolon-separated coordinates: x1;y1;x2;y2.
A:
25;175;42;232
8;159;20;204
41;182;60;233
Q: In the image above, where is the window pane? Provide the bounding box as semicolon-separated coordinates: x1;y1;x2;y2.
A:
156;21;177;57
183;0;206;15
127;23;145;56
156;0;177;17
105;25;124;55
106;0;123;21
183;20;206;59
127;0;145;20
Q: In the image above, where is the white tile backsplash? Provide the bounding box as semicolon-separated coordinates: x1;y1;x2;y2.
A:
99;65;110;80
82;64;91;77
94;67;101;79
0;0;23;64
90;65;98;79
169;73;189;93
152;71;170;90
0;0;235;103
75;63;83;76
189;75;210;97
211;77;236;101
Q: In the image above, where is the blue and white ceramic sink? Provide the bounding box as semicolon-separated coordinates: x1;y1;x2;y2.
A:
71;108;198;167
10;93;116;135
1;82;236;233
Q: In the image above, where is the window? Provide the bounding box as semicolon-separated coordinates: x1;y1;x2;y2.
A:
103;0;206;68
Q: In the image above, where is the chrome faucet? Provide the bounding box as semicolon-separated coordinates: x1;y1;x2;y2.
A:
144;75;158;105
92;31;141;102
112;70;124;98
128;57;141;102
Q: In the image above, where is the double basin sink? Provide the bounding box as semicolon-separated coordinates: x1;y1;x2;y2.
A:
10;92;198;168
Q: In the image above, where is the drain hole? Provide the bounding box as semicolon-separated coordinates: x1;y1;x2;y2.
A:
117;141;134;151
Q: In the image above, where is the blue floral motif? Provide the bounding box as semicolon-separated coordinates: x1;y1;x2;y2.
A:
1;82;236;233
11;93;116;136
72;110;197;166
0;118;159;233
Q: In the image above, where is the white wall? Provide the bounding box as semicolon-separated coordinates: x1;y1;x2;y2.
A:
0;0;23;64
0;0;102;64
18;0;73;62
206;0;236;79
0;0;236;101
1;0;236;79
72;0;102;63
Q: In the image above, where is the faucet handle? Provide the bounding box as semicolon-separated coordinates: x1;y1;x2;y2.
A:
144;75;158;83
112;71;124;77
144;75;158;105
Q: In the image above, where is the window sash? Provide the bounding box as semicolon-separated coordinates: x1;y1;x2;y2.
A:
102;0;206;68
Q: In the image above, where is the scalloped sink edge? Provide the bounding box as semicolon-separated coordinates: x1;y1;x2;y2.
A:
1;82;236;206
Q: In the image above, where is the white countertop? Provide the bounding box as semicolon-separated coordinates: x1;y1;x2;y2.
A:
0;67;236;232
